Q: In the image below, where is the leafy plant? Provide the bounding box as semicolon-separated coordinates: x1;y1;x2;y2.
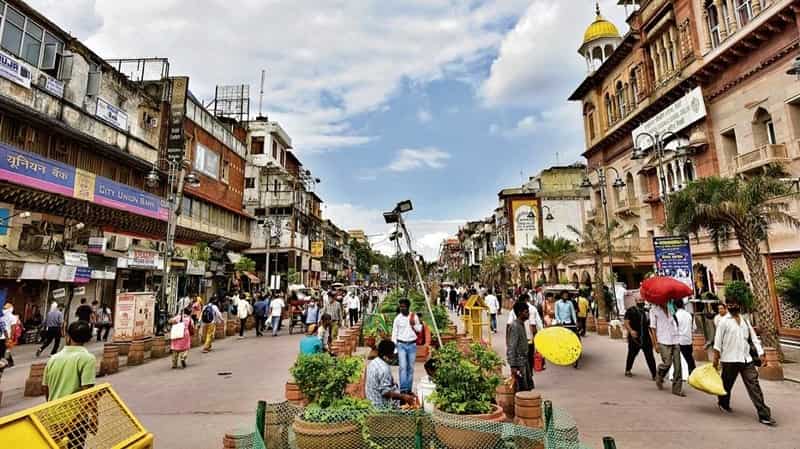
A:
776;260;800;313
287;268;301;284
724;280;755;313
430;304;451;331
429;342;502;415
291;353;364;413
189;242;211;262
363;313;391;338
234;256;256;272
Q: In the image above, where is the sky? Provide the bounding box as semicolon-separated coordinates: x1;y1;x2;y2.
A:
32;0;628;260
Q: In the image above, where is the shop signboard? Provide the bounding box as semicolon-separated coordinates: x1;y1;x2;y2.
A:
40;73;64;97
167;76;189;161
74;286;86;296
52;288;66;299
0;145;168;221
113;292;156;341
63;251;89;267
0;50;31;88
511;198;540;255
310;241;324;258
652;236;694;290
58;265;76;282
122;250;163;270
96;97;129;130
88;237;107;254
186;260;206;276
74;267;92;283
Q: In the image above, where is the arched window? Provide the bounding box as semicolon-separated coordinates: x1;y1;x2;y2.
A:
629;69;639;106
604;44;615;59
625;172;636;203
630;225;641;251
616;81;626;118
667;165;676;191
571;273;580;287
605;93;614;125
736;0;753;26
584;103;596;140
684;161;695;182
753;107;776;147
723;264;746;282
706;2;721;47
592;47;603;68
581;271;592;287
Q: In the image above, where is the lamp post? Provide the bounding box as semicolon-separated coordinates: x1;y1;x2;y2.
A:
632;131;698;223
146;158;200;332
580;167;626;317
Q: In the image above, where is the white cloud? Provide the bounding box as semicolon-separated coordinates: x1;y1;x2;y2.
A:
324;203;464;261
417;108;433;123
387;147;451;172
31;0;530;152
480;0;627;108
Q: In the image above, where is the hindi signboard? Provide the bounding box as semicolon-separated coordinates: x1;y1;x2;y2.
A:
168;76;189;160
632;87;706;150
652;236;694;290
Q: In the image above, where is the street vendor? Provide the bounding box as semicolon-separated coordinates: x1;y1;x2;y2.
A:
365;340;417;408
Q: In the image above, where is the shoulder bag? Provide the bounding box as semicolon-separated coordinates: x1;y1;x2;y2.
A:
746;320;762;367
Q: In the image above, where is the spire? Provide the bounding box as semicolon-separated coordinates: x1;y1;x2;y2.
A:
596;1;601;17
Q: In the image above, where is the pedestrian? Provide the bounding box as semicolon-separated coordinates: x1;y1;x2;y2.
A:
321;293;344;339
304;299;320;333
623;299;656;379
2;303;21;367
392;298;422;394
439;286;447;307
365;339;417;409
507;294;544;374
485;290;500;333
576;291;590;336
650;301;683;396
713;302;727;328
237;294;252;339
253;294;268;336
169;307;195;369
507;301;534;391
345;291;359;327
269;294;285;337
37;303;64;357
201;299;224;353
713;296;775;425
190;295;203;324
299;324;323;355
317;313;333;353
674;299;696;375
554;291;577;331
95;303;113;342
0;307;9;367
543;293;556;326
42;320;97;449
448;286;458;312
75;298;92;324
42;320;96;401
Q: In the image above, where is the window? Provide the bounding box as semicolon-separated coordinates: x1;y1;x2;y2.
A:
630;69;639;106
194;143;219;179
201;202;209;222
21;20;42;66
588;111;596;140
736;0;752;26
272;140;278;159
1;6;24;56
251;136;264;155
245;177;256;189
181;196;191;216
707;4;721;48
721;128;738;171
221;159;230;183
766;119;777;145
605;93;613;125
273;179;278;194
616;82;626;118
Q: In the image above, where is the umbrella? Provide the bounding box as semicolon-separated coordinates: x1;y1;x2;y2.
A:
640;276;693;305
533;327;582;366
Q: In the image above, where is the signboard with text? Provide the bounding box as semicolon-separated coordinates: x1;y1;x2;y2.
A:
632;87;706;149
511;198;540;255
652;236;694;290
96;97;129;130
311;241;324;258
113;292;156;341
0;50;31;88
167;76;189;160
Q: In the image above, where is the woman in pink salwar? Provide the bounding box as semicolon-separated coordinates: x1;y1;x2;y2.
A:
169;307;195;369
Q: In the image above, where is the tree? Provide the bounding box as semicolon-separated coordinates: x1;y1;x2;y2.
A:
520;236;577;285
667;171;800;351
568;219;634;319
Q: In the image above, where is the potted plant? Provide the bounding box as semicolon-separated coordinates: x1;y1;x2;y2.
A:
290;353;369;449
363;313;391;349
724;280;756;324
429;342;504;449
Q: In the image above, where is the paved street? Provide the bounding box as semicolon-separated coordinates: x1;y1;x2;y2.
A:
2;317;799;449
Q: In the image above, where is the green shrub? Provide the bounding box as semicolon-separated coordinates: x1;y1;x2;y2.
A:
290;353;364;413
724;280;755;312
429;343;501;415
776;260;800;314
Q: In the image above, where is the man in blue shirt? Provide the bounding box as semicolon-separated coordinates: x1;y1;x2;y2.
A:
554;290;577;327
299;324;323;355
253;294;269;337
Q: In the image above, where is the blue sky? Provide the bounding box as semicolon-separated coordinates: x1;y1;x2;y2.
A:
34;0;629;259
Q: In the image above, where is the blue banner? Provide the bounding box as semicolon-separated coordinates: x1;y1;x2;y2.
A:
652;236;694;290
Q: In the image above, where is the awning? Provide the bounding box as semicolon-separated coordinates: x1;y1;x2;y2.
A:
244;271;260;283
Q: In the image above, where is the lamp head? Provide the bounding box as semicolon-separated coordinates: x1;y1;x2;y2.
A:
184;172;201;188
19;211;31;219
74;222;85;230
612;177;626;189
631;148;645;160
396;200;413;214
579;176;592;189
145;168;160;188
545;212;554;221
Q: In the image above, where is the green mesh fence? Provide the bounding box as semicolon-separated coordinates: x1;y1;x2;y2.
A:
227;400;596;449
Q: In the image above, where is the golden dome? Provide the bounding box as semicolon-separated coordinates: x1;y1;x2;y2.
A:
582;7;620;45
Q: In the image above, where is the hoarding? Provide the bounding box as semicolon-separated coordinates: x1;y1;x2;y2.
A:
652;236;694;290
511;198;540;255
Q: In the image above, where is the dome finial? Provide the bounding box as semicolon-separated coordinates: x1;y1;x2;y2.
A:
595;1;600;16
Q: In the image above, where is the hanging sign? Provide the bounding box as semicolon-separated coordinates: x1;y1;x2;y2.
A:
52;288;66;299
88;237;107;254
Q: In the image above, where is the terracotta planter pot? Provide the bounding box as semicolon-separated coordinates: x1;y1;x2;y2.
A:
758;347;784;381
586;315;596;332
141;336;153;352
285;381;306;405
692;333;708;362
433;405;506;449
215;323;226;339
99;344;120;376
496;382;516;419
226;320;239;337
292;416;363;449
596;318;609;336
609;325;623;340
364;335;377;349
264;409;291;449
191;330;202;348
24;362;47;397
440;334;456;346
127;340;145;366
150;336;168;359
115;341;131;356
416;345;430;362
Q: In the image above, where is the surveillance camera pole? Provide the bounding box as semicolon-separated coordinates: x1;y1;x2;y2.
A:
397;213;443;347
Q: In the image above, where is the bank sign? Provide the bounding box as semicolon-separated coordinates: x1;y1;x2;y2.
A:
0;143;168;221
632;87;706;150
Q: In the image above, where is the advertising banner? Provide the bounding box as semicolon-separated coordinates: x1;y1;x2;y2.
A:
167;76;189;161
186;260;206;276
310;241;324;258
88;237;107;254
652;236;694;290
63;251;89;267
511;198;540;255
0;144;168;221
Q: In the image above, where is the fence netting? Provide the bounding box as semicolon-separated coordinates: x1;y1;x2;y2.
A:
223;400;594;449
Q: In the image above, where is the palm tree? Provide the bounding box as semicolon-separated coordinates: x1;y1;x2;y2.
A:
520;236;577;285
568;219;635;319
667;171;800;351
480;254;507;291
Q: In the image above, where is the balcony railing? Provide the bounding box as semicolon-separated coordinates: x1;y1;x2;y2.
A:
735;143;790;174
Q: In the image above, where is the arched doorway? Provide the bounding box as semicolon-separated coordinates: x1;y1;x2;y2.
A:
693;263;712;296
571;273;580;288
581;271;592;288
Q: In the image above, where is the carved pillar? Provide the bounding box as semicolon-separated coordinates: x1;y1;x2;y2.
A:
752;0;762;16
726;0;738;33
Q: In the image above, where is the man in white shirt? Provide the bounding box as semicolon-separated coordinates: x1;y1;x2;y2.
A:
649;303;683;396
485;291;500;333
392;298;422;393
713;297;774;425
237;295;253;339
674;299;696;374
346;292;360;327
270;295;285;337
507;296;544;374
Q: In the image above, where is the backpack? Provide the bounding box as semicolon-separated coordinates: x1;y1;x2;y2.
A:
201;304;214;324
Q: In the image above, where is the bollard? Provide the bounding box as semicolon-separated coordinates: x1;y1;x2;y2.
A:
99;344;120;376
587;315;597;332
141;336;154;353
127;340;145;366
496;381;516;419
215;322;227;339
596;318;609;336
115;340;131;356
223;426;254;449
226;319;239;337
603;436;618;449
514;391;542;428
150;336;169;359
24;362;47;397
191;328;202;348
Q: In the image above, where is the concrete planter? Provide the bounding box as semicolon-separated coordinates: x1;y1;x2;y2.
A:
758;347;784;381
24;362;46;397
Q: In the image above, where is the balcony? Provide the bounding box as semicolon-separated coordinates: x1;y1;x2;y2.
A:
735;143;790;174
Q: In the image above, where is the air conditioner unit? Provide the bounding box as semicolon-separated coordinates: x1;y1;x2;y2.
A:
110;235;131;251
146;117;158;128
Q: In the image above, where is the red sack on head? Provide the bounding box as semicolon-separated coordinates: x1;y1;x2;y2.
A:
640;276;693;305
